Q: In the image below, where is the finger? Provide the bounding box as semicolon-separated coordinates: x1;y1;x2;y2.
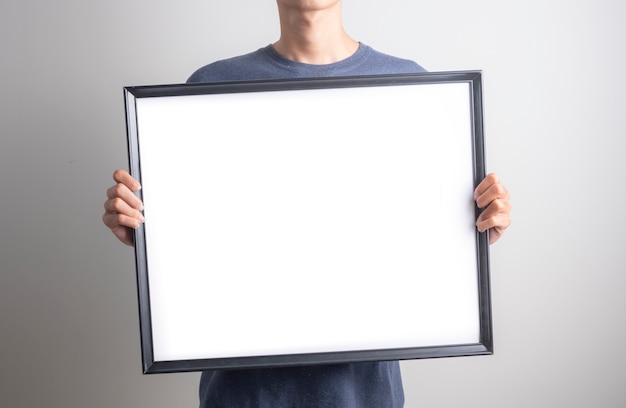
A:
475;180;510;209
102;210;144;231
473;173;499;198
106;182;144;211
476;198;511;224
103;197;145;224
477;213;511;245
113;169;141;192
476;211;512;234
474;173;508;206
475;197;512;242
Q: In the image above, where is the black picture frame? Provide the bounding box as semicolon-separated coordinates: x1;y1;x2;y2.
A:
124;71;492;374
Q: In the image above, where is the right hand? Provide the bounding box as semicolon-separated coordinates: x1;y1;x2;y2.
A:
102;169;145;246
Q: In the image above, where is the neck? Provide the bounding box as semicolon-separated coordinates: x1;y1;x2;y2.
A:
273;1;359;65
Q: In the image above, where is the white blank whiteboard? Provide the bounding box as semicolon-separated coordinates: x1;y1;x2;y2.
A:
124;72;492;374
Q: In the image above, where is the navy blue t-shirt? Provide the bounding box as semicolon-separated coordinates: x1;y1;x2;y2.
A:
199;362;405;408
188;43;426;408
188;43;425;82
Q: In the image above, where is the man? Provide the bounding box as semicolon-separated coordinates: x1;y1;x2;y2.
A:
103;1;512;406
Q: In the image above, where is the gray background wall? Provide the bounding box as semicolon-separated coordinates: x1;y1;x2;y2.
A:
1;0;625;407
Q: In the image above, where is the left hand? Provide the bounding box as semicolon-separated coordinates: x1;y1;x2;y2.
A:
474;173;511;245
